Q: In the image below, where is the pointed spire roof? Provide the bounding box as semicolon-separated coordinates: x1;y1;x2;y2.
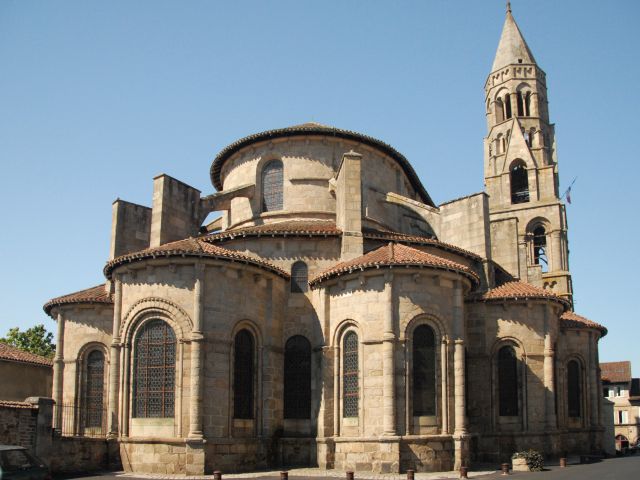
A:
491;2;537;72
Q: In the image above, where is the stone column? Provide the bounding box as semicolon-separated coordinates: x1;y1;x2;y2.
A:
530;92;540;118
333;346;340;436
121;343;131;436
589;333;599;427
107;278;122;437
52;311;65;430
382;274;396;435
441;338;449;434
543;332;557;429
550;230;563;272
189;264;205;438
453;339;466;435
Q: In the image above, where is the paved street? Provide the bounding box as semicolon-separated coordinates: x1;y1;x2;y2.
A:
67;454;640;480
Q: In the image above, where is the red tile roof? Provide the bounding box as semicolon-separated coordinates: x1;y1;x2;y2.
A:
469;281;570;307
310;242;479;286
204;220;341;242
362;227;482;261
43;284;113;315
601;361;632;384
0;400;36;409
0;342;53;367
560;311;607;336
104;237;289;279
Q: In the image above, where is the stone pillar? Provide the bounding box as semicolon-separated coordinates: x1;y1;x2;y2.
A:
108;279;122;437
333;345;340;436
189;264;205;438
453;339;466;435
589;333;599;427
531;92;540;118
52;312;65;430
382;274;396;435
509;92;519;118
441;338;449;434
121;343;131;436
335;151;363;260
543;332;557;429
27;397;54;462
550;230;563;272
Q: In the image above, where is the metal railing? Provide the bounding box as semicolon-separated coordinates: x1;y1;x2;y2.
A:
54;403;108;438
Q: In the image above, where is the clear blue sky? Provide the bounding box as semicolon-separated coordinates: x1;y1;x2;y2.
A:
0;1;638;370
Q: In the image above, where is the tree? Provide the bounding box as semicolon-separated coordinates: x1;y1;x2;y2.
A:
0;324;55;358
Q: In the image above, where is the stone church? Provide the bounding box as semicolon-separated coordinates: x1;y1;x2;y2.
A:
44;4;607;474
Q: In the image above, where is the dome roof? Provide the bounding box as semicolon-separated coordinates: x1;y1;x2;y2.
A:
210;123;435;207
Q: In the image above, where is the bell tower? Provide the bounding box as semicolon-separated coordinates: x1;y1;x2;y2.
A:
484;2;572;302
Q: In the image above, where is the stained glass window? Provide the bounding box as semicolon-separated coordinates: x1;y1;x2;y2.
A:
568;360;581;418
284;335;312;419
343;331;359;418
498;346;519;416
262;160;283;212
234;329;254;419
84;350;105;427
133;320;176;418
291;261;308;293
413;325;436;416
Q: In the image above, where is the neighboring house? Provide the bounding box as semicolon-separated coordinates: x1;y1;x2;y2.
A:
42;4;609;476
0;342;53;401
601;361;640;451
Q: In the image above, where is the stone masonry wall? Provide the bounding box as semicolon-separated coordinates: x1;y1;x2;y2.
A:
0;401;37;449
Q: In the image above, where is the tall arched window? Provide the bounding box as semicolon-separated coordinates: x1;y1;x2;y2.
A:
284;336;312;419
525;92;532;116
133;320;176;418
516;92;524;116
234;329;255;419
83;350;105;428
533;226;548;272
505;94;512;119
261;160;283;212
413;325;436;416
510;161;530;204
567;360;581;418
495;98;505;123
291;261;308;293
498;346;519;416
343;331;359;418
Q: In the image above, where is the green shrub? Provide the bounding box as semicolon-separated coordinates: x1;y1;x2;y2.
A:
512;449;544;471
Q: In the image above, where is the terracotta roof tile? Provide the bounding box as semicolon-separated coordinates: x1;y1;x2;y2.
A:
0;342;53;367
600;361;632;384
43;284;112;315
204;220;341;242
560;311;607;336
470;281;569;306
0;400;36;409
362;227;482;260
310;242;479;286
104;237;289;279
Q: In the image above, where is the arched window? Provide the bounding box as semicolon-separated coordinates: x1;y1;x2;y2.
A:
261;160;283;212
284;336;312;419
533;226;548;272
495;99;505;123
342;331;359;418
234;329;254;419
291;261;308;293
510;161;530;204
133;320;176;418
413;325;436;416
525;92;532;116
516;92;524;116
83;350;105;428
505;94;512;119
498;346;519;416
567;360;581;418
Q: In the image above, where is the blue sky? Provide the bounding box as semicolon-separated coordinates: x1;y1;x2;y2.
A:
0;1;638;370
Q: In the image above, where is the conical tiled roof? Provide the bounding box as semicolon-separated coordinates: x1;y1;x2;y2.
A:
560;311;607;336
471;280;569;307
310;242;479;286
491;6;536;72
43;284;113;315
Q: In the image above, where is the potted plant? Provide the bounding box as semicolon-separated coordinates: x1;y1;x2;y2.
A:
511;450;544;472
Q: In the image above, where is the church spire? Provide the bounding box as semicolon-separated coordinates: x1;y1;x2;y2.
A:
491;2;536;72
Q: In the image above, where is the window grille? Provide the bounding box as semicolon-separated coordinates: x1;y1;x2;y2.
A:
413;325;436;416
234;329;254;419
343;332;359;418
510;162;530;204
568;360;581;418
84;350;105;428
284;335;312;419
133;320;176;418
262;160;283;212
291;261;308;293
498;346;519;416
